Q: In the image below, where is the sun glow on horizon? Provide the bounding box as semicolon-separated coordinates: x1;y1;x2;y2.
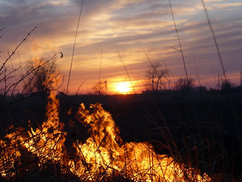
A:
115;81;132;94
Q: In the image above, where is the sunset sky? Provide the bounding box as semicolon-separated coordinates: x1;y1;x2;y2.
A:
1;0;242;94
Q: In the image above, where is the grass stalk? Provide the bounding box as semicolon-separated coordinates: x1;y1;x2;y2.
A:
168;0;188;81
115;44;136;94
66;0;85;95
201;0;227;81
0;27;37;72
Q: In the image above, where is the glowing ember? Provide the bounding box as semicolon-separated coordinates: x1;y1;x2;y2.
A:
0;91;211;181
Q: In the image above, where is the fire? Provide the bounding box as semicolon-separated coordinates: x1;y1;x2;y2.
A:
0;91;211;181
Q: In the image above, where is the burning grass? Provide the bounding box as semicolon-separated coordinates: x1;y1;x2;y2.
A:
0;91;211;181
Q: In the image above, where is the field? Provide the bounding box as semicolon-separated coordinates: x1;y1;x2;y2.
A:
1;89;242;181
1;0;242;181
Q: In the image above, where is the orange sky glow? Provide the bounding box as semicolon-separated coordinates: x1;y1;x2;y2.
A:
1;0;242;95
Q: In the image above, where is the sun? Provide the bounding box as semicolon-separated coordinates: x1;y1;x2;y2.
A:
116;82;132;94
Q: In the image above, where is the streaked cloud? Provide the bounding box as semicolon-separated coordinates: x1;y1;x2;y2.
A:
210;2;242;10
0;0;242;94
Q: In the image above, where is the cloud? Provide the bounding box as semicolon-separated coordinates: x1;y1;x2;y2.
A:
1;0;242;93
208;2;242;10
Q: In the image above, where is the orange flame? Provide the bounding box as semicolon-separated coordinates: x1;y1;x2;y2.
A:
0;91;211;181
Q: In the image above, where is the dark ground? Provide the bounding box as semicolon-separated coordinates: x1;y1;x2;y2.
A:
1;90;242;180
